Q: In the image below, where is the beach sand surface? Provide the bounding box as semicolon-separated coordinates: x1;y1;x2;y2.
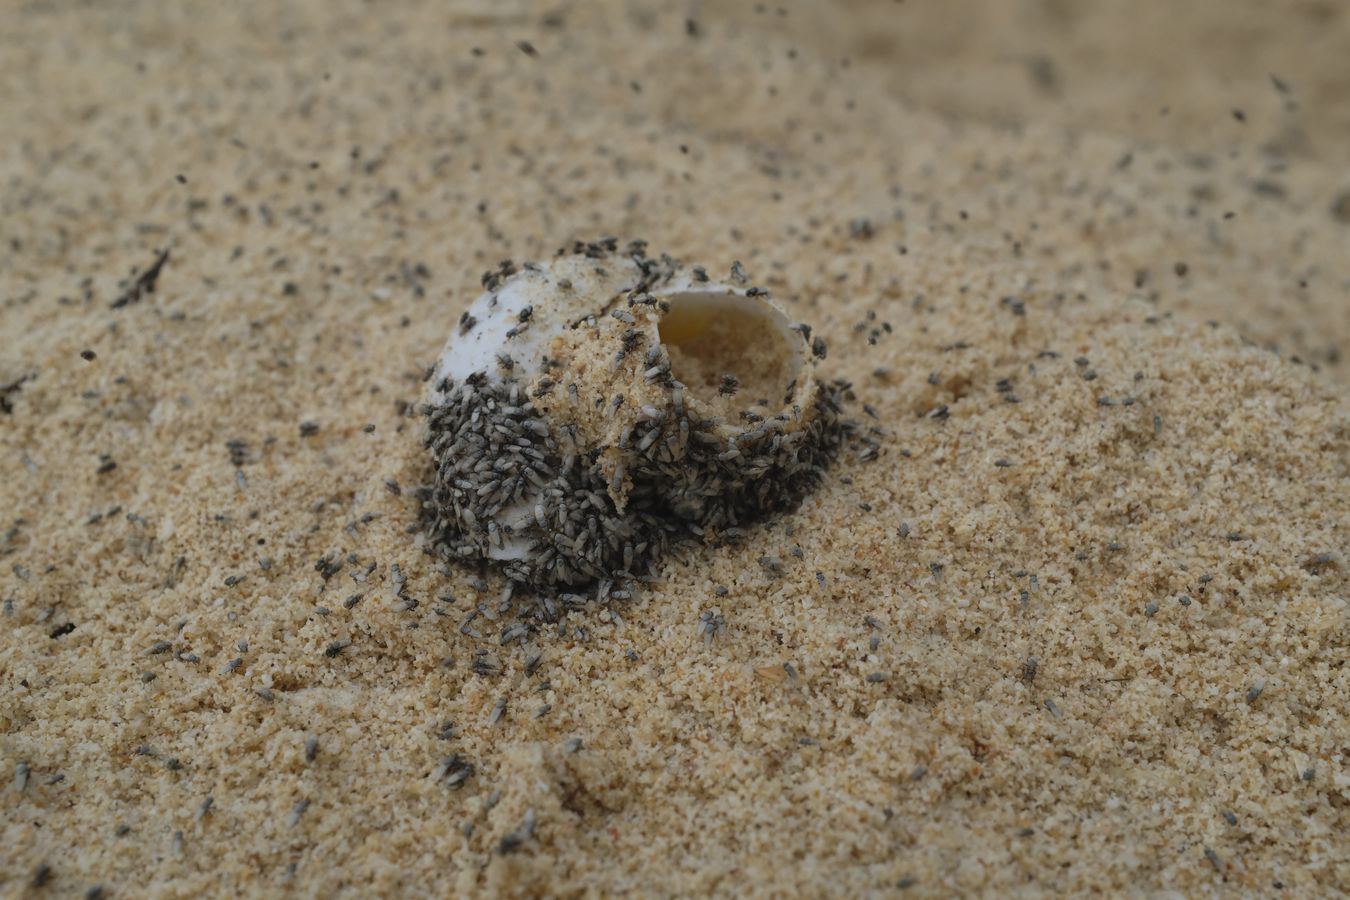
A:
1;1;1347;895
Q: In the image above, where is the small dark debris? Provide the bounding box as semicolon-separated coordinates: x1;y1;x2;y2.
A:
314;554;341;582
1;374;31;414
1331;190;1350;225
440;753;475;788
111;248;171;309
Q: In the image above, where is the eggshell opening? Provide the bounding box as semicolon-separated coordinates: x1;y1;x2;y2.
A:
658;290;804;422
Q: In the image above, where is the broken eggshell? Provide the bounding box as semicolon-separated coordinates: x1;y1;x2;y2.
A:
422;242;843;593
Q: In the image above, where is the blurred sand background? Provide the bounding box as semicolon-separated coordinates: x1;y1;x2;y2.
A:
2;1;1347;896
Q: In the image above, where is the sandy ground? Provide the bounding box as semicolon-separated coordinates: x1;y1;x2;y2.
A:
1;1;1347;896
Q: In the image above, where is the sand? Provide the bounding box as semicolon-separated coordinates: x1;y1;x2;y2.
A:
1;1;1347;896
